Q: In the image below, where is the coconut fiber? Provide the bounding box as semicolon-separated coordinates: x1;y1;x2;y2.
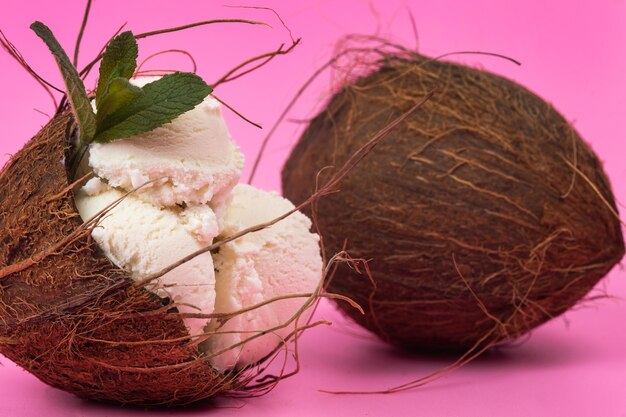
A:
282;55;624;353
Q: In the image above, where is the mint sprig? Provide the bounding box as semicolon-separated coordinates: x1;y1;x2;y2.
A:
95;31;138;107
30;21;213;146
94;73;211;142
95;77;144;125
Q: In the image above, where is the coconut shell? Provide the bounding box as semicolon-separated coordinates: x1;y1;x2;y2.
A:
282;55;624;352
0;113;241;406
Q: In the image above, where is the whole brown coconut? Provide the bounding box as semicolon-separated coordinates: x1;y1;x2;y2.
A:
0;113;248;406
282;55;624;353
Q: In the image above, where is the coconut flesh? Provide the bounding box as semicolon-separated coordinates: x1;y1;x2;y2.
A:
282;55;624;353
0;93;323;404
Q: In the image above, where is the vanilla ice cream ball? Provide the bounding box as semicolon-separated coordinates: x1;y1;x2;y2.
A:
88;77;244;216
202;184;323;370
75;179;218;336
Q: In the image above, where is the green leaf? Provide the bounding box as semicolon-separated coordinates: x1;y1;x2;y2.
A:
95;31;138;107
95;77;144;125
30;21;96;143
94;72;212;143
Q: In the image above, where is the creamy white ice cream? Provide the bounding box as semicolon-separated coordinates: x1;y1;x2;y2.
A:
202;184;322;370
75;78;322;370
88;77;244;216
76;179;218;336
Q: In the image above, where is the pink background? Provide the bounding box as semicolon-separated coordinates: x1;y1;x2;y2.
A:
1;1;625;416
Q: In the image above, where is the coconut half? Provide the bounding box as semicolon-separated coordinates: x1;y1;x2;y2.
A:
0;113;241;406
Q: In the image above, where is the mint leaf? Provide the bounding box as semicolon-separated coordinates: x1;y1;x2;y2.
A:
95;31;138;107
96;77;143;125
93;73;212;143
30;21;96;143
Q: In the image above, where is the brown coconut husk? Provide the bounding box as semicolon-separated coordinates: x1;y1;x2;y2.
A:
282;53;624;354
0;111;329;406
0;113;237;405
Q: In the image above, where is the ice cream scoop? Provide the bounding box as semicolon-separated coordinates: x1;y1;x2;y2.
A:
75;180;218;336
88;77;244;215
202;184;323;370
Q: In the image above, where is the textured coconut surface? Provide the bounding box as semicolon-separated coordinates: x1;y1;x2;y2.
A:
283;55;624;351
1;1;625;416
